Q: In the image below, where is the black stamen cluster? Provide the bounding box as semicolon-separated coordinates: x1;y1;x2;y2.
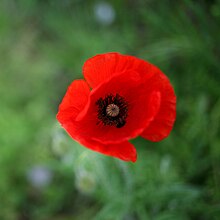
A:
96;93;128;128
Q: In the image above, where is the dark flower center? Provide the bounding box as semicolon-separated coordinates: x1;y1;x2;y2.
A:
96;94;128;128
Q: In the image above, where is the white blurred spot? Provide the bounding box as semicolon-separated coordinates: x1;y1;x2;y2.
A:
27;166;53;189
160;155;171;175
75;168;96;194
51;123;70;157
94;2;116;25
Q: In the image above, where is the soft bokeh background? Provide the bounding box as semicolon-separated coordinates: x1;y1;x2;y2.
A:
0;0;220;219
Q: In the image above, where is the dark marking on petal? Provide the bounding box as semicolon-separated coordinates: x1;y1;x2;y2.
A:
96;94;128;128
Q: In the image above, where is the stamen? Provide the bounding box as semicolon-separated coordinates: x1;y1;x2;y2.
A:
96;93;128;128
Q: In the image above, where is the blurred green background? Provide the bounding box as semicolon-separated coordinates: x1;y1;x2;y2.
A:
0;0;220;219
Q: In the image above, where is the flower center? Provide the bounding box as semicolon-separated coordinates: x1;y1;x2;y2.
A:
106;104;120;117
96;94;128;128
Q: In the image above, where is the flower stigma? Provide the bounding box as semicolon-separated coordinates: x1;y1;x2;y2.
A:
106;104;120;117
96;94;128;128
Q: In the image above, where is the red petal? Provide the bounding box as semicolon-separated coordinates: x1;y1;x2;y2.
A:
83;52;153;88
73;70;161;144
140;69;176;142
56;80;90;125
78;138;137;162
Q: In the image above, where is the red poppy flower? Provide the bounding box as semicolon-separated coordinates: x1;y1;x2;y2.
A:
57;52;176;162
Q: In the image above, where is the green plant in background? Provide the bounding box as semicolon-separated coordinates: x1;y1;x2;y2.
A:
0;0;220;219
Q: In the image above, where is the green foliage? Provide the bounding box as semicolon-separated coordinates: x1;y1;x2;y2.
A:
0;0;220;219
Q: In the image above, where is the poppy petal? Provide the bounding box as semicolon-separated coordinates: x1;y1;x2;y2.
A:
78;138;137;162
140;69;176;142
57;79;90;124
73;70;161;144
83;52;153;88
